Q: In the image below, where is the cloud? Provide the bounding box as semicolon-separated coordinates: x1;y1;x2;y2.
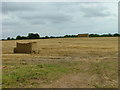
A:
20;13;71;25
79;3;112;18
2;2;35;13
82;8;110;17
2;2;72;25
2;2;118;39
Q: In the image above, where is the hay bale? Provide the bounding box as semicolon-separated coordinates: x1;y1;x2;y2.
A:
78;34;89;37
14;42;38;54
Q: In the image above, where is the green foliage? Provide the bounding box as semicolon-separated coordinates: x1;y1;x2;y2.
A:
64;35;77;38
89;33;120;37
89;34;100;37
16;35;22;40
28;33;40;39
16;33;40;40
11;38;15;40
5;33;120;40
113;33;120;37
7;37;10;40
3;62;81;88
101;33;113;37
45;36;49;39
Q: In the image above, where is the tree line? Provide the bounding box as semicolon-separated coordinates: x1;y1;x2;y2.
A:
5;33;120;40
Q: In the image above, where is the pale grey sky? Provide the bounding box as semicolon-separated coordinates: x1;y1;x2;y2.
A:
2;2;118;39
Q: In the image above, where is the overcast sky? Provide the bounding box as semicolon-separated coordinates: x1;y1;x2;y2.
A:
2;2;118;39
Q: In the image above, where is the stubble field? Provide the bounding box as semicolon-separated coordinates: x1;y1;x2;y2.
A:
2;37;118;88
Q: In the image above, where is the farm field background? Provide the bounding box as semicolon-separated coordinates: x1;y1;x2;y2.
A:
2;37;118;88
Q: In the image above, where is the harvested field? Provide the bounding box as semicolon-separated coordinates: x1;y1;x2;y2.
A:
2;37;118;88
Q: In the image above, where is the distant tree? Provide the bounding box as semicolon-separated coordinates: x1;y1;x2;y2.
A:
11;38;15;40
100;33;113;37
64;35;69;37
20;36;28;39
2;39;6;40
7;37;10;40
113;33;120;37
89;34;100;37
27;33;40;39
45;36;49;39
64;35;77;38
50;36;55;38
16;35;29;40
16;35;21;40
107;33;113;37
